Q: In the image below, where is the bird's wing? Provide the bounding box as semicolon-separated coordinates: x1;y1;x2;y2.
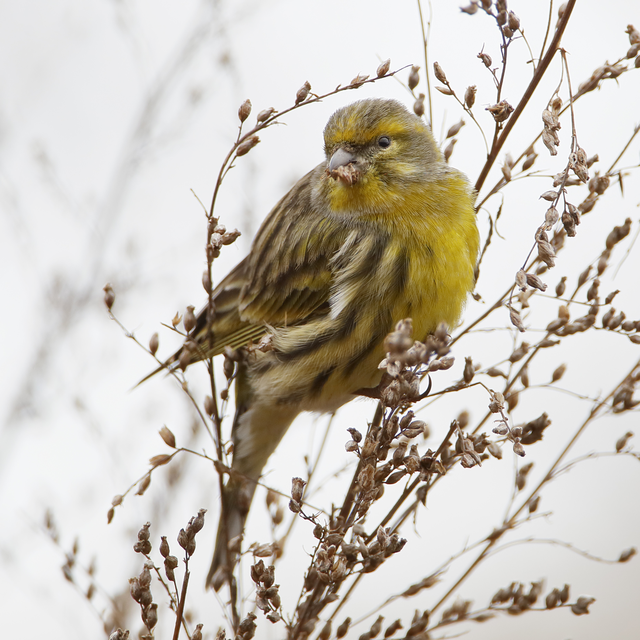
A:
191;167;342;358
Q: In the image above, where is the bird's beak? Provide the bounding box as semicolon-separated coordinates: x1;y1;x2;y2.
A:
328;147;361;185
329;147;357;172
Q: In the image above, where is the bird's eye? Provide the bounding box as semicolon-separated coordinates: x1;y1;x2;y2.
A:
377;136;391;148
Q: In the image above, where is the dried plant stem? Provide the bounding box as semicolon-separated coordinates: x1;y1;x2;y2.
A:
489;537;631;564
474;0;576;194
172;566;190;640
607;124;640;174
429;356;640;617
538;0;555;68
416;0;434;127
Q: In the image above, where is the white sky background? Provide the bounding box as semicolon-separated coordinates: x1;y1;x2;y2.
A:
1;0;639;638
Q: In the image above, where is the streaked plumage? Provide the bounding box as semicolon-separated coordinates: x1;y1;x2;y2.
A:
155;98;479;589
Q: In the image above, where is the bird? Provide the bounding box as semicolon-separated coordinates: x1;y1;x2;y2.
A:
150;98;479;589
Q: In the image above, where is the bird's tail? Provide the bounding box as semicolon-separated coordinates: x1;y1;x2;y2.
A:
206;473;256;590
206;396;298;591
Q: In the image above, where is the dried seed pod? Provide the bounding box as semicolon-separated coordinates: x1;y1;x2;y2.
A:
478;51;492;67
509;306;526;332
446;119;465;138
460;3;478;14
238;99;252;123
377;58;391;77
318;621;332;640
602;307;615;328
487;100;514;123
256;107;276;124
159;426;176;448
626;24;640;45
526;273;547;292
523;152;538;171
183;305;196;333
536;237;556;268
509;342;530;363
291;477;306;503
143;603;158;631
149;454;171;468
295;81;311;104
443;139;456;163
349;73;369;88
571;596;596;616
487;441;503;459
336;617;351;638
464;85;477;108
408;65;420;90
413;93;425;117
528;495;540;513
149;332;159;356
221;229;241;245
236;135;260;157
615;431;633;452
464;357;475;383
433;61;447;84
555;276;567;297
618;547;637;562
488;390;505;413
103;283;115;310
551;363;566;382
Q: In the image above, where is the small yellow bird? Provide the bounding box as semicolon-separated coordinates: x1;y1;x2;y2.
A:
155;98;479;589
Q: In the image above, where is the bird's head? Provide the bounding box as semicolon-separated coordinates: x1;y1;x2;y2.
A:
319;98;442;215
